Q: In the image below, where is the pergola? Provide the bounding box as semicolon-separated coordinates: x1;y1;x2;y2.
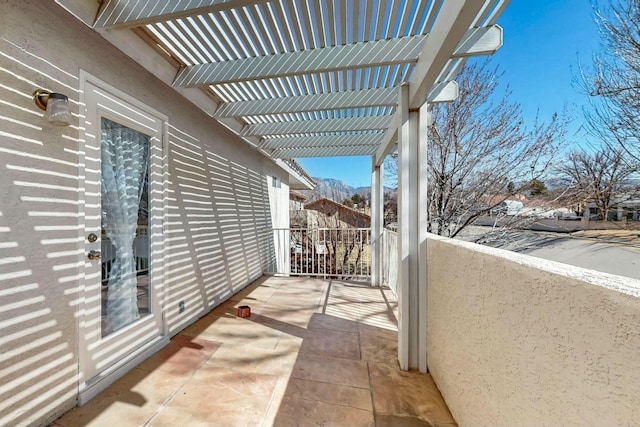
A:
86;0;507;372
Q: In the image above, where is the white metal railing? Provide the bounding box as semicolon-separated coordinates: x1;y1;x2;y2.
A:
265;228;371;279
382;228;398;294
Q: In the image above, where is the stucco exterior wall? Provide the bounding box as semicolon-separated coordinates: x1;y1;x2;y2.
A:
0;2;288;425
427;234;640;426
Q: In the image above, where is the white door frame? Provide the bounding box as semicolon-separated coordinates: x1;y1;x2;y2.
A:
77;71;169;404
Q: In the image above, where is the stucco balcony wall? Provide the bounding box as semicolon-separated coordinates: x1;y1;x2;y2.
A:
427;234;640;426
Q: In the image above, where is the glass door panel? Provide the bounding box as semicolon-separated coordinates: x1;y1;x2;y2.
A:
100;117;151;337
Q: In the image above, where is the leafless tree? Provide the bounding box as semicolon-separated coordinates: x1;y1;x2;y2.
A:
555;148;636;220
386;61;568;238
579;1;640;165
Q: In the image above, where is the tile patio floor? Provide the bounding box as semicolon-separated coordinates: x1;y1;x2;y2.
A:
52;276;456;427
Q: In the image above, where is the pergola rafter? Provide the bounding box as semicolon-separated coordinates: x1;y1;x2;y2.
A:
270;144;379;158
173;36;426;87
242;116;392;137
94;0;269;30
214;87;397;118
260;133;383;149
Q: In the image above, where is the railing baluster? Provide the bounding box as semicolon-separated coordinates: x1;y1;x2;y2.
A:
263;226;373;280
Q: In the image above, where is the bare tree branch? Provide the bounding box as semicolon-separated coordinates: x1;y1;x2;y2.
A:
579;0;640;166
386;61;569;238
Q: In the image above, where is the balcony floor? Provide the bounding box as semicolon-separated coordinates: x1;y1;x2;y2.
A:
52;276;455;427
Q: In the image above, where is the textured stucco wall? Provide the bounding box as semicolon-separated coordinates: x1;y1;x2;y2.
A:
0;2;288;425
427;234;640;426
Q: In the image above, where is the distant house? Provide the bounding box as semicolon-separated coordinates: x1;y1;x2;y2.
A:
290;190;307;211
522;199;573;218
482;195;575;218
480;195;526;216
494;199;525;216
585;196;640;221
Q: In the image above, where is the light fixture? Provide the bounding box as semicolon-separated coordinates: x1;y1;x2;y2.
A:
33;89;72;126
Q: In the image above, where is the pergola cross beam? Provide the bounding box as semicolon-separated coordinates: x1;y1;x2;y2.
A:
260;133;383;149
173;37;426;87
271;145;378;158
94;0;268;30
215;87;397;118
242;116;393;136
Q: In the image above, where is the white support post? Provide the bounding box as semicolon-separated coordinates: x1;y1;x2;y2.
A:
397;88;430;372
417;105;430;373
371;157;384;287
397;84;419;370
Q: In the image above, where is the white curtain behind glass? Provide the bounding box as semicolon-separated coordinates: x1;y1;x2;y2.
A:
101;118;149;335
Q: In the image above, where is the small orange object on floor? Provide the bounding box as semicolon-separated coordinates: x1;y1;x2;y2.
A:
237;305;251;318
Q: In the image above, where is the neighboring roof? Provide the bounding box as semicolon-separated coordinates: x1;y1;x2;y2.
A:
289;190;308;202
285;159;317;186
522;199;562;208
480;194;525;208
90;0;507;164
305;198;371;220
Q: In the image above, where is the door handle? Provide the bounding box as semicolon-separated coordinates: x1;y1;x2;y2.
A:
87;250;101;260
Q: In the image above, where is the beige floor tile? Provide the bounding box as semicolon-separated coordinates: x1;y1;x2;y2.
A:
359;329;398;365
283;378;372;411
376;413;456;427
259;306;319;328
230;281;280;303
329;404;375;427
307;313;359;333
298;328;361;360
369;362;456;426
148;366;278;427
273;398;330;427
261;375;293;427
205;342;299;376
273;396;374;427
180;313;286;350
55;368;181;427
136;335;220;375
268;292;325;308
358;322;397;337
291;353;369;389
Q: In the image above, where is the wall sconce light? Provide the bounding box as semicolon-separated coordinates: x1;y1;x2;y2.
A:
33;89;72;126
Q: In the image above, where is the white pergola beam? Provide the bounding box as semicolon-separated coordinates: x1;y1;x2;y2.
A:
214;87;397;118
374;111;400;166
270;145;378;158
408;0;486;109
260;133;384;149
376;2;494;166
94;0;267;29
174;37;425;87
427;80;459;103
242;116;393;136
453;25;503;58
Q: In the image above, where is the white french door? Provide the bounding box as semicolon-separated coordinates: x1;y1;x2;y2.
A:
79;74;168;403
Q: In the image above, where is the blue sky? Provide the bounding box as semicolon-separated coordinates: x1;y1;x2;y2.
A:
297;0;601;188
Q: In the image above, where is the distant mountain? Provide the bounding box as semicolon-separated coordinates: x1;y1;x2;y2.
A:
300;178;395;203
301;177;355;202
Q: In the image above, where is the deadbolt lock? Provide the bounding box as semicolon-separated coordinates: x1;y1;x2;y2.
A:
87;233;98;243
